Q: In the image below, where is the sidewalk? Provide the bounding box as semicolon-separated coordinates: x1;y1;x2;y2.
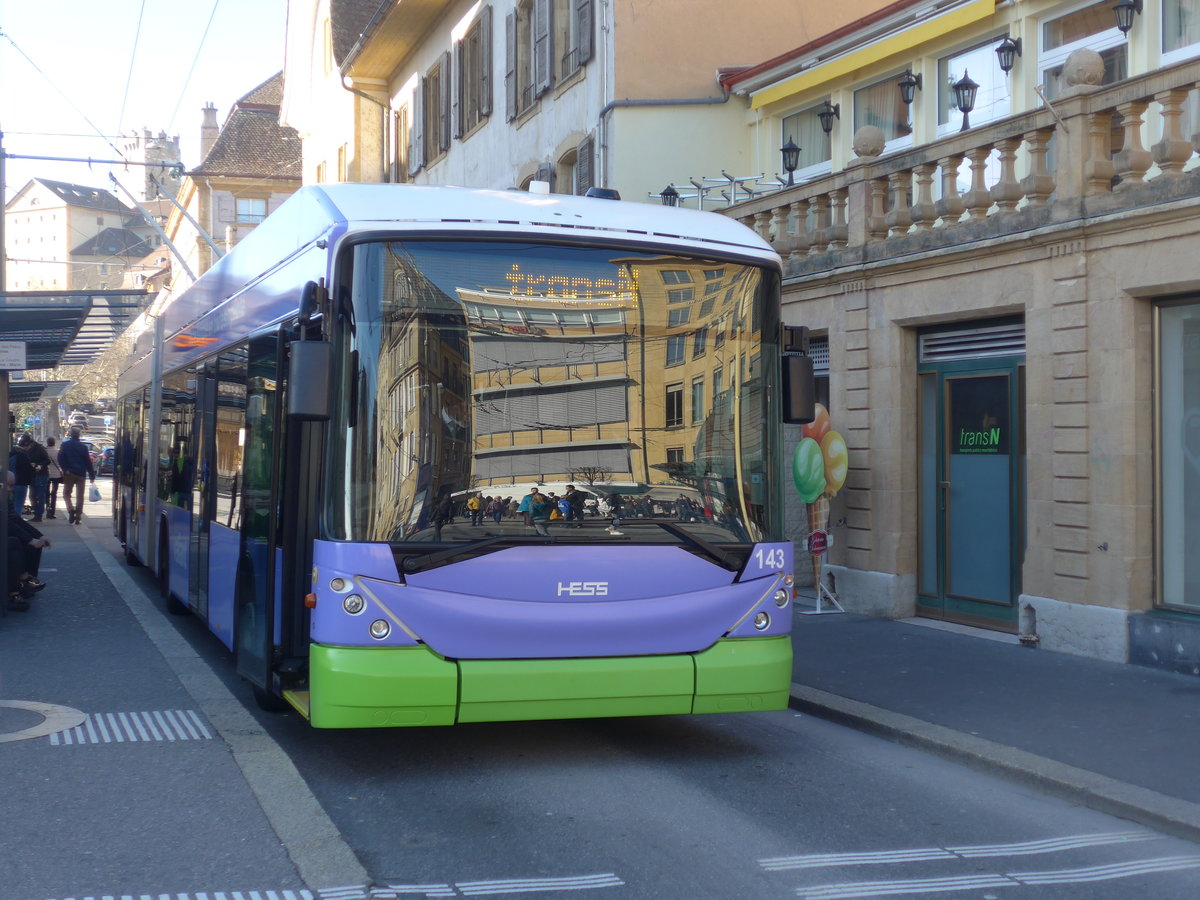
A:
788;605;1200;844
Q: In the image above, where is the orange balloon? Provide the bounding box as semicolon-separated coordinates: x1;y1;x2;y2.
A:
821;430;848;496
803;403;831;444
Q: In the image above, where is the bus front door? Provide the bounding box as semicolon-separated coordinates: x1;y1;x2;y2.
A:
236;335;281;694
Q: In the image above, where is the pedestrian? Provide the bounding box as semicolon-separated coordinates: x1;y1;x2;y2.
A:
6;472;51;612
466;492;483;525
562;484;586;527
8;436;36;515
605;492;624;535
22;434;51;522
517;487;551;536
57;426;96;525
45;437;63;519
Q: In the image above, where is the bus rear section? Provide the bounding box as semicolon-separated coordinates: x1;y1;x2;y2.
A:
302;540;794;727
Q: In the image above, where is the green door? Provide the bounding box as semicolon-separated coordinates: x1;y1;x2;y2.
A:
918;355;1025;629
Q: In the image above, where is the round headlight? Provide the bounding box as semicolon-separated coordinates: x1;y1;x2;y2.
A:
330;577;348;592
753;612;770;630
774;589;789;608
783;573;795;587
369;618;391;640
343;593;365;615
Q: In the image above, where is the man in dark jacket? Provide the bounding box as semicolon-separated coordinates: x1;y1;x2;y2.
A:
8;437;35;515
57;426;95;525
20;434;51;522
6;472;50;611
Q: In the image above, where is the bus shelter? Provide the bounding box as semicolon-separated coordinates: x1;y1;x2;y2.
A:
0;289;145;606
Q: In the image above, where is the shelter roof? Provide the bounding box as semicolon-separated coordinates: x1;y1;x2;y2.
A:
0;290;146;369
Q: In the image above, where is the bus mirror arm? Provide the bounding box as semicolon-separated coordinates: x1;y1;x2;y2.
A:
298;280;329;330
287;340;333;421
781;325;816;425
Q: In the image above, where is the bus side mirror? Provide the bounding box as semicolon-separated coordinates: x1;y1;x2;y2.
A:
781;324;815;424
288;341;332;421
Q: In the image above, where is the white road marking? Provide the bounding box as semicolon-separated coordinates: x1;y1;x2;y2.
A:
455;874;625;895
31;893;314;900
761;830;1154;870
372;886;455;898
795;855;1200;898
48;710;212;744
0;699;87;743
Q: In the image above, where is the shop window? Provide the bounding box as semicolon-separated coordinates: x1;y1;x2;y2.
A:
1158;300;1200;610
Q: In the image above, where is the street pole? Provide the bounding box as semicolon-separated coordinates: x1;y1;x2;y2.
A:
1;126;10;601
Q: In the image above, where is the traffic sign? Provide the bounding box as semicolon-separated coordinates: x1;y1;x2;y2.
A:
0;342;28;370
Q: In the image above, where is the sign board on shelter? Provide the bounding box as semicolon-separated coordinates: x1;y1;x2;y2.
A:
0;342;28;371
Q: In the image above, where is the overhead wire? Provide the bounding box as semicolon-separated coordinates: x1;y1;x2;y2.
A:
116;0;149;135
166;0;221;135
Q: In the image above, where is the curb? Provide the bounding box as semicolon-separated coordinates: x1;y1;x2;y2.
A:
789;683;1200;845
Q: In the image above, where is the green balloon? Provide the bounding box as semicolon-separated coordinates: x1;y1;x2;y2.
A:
792;437;827;503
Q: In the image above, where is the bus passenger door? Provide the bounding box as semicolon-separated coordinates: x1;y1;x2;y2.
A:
189;367;216;620
236;335;282;692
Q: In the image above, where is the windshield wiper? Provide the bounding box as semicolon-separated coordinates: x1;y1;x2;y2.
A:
399;533;555;574
627;521;743;571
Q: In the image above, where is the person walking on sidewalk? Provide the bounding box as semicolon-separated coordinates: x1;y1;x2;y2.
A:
44;437;63;519
57;426;95;524
22;434;51;522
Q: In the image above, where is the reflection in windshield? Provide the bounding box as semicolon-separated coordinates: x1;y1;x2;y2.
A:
328;240;780;545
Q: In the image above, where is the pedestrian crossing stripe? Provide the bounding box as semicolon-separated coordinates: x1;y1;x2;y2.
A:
48;710;212;745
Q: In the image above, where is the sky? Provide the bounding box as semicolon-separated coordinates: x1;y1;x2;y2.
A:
0;0;287;199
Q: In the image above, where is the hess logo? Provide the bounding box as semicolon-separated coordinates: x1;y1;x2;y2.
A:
556;581;609;597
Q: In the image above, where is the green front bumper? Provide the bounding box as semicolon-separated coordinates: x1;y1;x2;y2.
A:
306;636;793;729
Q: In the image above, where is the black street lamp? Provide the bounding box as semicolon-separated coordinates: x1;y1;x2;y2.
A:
995;36;1021;74
952;70;980;131
1113;0;1142;35
898;70;922;105
817;100;840;135
781;138;800;185
660;184;679;207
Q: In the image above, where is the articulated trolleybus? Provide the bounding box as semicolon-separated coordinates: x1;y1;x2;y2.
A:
116;183;815;728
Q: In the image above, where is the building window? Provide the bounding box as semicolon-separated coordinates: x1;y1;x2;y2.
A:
666;335;685;366
555;0;594;80
661;270;692;285
1039;1;1127;100
557;136;594;194
323;17;333;75
667;307;691;328
691;377;704;424
506;0;552;120
665;383;683;428
853;75;912;155
692;327;708;358
315;161;327;183
423;53;452;164
456;7;493;137
937;39;1010;134
666;447;684;464
781;103;834;180
1164;0;1200;62
236;198;267;223
1158;300;1200;610
391;105;410;183
337;144;348;182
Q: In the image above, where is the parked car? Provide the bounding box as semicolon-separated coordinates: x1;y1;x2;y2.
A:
97;447;115;476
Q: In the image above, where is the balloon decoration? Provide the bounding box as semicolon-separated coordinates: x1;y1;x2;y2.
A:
792;403;846;592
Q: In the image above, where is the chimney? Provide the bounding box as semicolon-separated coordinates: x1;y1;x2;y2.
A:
200;103;219;160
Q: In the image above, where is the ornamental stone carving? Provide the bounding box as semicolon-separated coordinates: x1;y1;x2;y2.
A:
853;125;885;159
1062;49;1105;93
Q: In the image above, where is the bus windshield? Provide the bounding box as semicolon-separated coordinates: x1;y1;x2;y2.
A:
327;239;781;545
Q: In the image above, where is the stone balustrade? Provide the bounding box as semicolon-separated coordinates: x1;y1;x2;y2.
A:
726;53;1200;272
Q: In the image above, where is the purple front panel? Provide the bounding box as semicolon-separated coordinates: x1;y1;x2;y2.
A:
309;542;793;658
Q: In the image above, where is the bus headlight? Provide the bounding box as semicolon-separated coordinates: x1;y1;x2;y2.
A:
343;594;365;615
774;589;789;608
753;612;770;630
330;577;348;592
783;573;795;587
369;619;391;639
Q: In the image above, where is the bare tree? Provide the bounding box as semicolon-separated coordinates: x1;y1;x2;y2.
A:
569;465;610;488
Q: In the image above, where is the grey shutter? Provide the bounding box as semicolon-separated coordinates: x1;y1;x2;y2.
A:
410;78;425;174
535;161;555;191
480;5;494;117
453;41;464;140
505;11;517;121
440;51;452;151
533;0;553;97
576;0;593;64
575;136;594;194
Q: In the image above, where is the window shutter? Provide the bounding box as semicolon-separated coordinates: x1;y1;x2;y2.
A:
533;0;553;97
453;41;464;140
576;0;593;65
440;51;452;151
505;11;517;121
410;77;425;174
575;136;594;194
535;162;555;191
480;5;494;117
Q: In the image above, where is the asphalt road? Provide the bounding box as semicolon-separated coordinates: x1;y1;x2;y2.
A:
5;495;1200;899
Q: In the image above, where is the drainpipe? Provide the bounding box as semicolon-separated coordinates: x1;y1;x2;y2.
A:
596;94;730;189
